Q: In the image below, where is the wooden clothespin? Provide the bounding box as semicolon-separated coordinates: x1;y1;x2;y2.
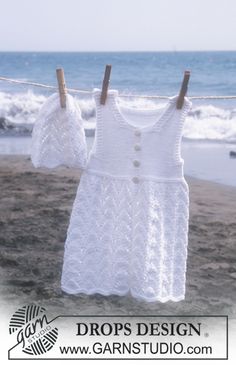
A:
100;64;112;105
56;68;67;108
176;70;191;109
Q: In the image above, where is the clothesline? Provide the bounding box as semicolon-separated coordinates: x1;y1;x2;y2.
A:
1;75;236;100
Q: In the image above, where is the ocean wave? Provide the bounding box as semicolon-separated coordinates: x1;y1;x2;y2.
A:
0;91;236;142
185;105;236;142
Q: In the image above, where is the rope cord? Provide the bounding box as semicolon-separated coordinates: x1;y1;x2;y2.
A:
1;75;236;100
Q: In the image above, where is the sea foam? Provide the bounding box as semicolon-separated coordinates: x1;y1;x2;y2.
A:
0;91;236;143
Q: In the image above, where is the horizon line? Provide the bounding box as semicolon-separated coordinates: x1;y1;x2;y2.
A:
0;49;236;53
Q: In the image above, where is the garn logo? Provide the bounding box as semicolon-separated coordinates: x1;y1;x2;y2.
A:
9;304;58;355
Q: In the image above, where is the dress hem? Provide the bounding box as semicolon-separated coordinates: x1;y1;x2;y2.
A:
61;286;185;303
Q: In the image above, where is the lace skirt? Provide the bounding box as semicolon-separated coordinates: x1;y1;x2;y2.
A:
60;169;189;302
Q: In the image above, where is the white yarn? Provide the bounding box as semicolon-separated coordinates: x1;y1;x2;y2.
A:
60;88;192;302
30;92;88;169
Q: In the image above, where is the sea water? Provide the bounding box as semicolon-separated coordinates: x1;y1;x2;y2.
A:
0;51;236;186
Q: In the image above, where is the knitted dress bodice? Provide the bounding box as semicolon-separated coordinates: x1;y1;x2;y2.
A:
87;88;189;181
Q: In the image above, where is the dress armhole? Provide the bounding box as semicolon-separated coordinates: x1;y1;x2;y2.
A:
173;97;192;164
92;89;105;157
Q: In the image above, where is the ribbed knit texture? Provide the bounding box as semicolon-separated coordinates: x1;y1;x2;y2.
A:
60;88;193;302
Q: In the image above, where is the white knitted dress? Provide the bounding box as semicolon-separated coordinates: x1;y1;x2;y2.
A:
61;88;192;302
31;88;192;302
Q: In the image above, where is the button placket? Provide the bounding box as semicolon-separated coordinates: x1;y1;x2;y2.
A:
132;129;142;184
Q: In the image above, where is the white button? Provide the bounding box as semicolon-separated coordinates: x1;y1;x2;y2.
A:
133;160;141;167
132;177;139;184
134;129;141;137
134;144;141;151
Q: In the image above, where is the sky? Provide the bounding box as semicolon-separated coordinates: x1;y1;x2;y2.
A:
0;0;236;52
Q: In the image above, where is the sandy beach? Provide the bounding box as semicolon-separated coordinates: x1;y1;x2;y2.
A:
0;155;235;319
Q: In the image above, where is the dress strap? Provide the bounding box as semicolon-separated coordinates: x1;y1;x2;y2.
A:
92;88;118;106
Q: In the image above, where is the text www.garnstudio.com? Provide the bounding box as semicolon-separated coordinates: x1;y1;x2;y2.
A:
59;342;212;356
